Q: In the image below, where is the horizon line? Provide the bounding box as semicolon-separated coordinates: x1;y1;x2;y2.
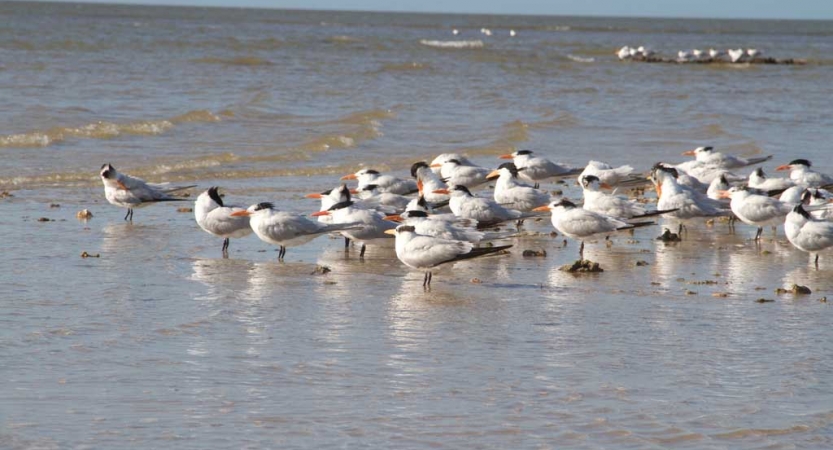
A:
13;0;833;22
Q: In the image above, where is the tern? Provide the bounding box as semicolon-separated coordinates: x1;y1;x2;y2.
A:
430;153;475;175
681;146;772;170
784;204;833;268
578;160;638;187
99;163;194;221
194;187;253;255
311;199;396;258
383;210;485;242
385;224;512;289
411;161;449;204
748;167;794;192
533;199;654;259
707;174;732;201
580;175;677;220
498;150;581;186
434;158;491;189
341;168;417;195
486;162;551;212
436;185;541;229
728;48;746;63
617;46;633;60
356;184;412;212
719;186;793;240
305;184;355;224
650;164;729;222
775;159;833;188
231;202;360;261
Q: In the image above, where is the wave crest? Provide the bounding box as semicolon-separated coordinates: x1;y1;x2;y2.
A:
419;40;484;49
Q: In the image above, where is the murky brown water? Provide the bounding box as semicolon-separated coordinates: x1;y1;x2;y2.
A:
2;3;833;448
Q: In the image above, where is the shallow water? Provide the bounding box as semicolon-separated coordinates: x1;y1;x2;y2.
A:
2;3;833;449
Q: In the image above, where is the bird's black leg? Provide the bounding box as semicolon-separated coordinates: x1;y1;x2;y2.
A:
360;244;366;259
344;237;351;250
124;208;133;221
278;246;286;261
222;238;230;253
579;241;585;260
815;254;819;270
423;272;429;288
533;182;540;189
755;227;763;241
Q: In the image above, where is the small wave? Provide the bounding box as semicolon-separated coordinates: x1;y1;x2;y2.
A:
0;109;223;149
374;62;432;73
419;39;483;49
567;54;595;63
327;35;361;43
191;56;273;66
298;108;395;152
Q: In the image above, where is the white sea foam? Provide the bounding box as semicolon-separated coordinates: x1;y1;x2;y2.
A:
419;39;484;49
567;54;595;63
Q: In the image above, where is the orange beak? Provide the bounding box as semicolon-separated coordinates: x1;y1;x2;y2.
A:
433;189;450;195
349;189;359;194
717;190;732;199
775;164;791;171
600;182;613;189
116;180;129;190
486;169;500;180
311;211;331;217
230;210;250;217
384;229;397;235
305;193;323;199
498;154;514;159
417;179;423;194
682;150;696;156
340;174;357;180
430;163;442;168
383;214;403;222
532;205;550;212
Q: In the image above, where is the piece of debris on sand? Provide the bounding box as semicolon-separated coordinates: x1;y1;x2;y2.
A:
657;228;681;242
522;249;547;257
775;284;812;295
311;265;332;275
559;259;603;273
76;209;93;219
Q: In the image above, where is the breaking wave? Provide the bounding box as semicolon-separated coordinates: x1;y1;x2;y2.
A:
419;39;484;49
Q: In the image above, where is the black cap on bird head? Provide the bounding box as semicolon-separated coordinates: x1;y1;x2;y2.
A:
754;167;765;177
719;174;729;185
581;174;600;187
410;161;429;178
792;204;811;219
446;159;461;166
450;184;473;196
516;149;533;156
207;186;224;207
254;202;273;211
363;169;380;175
338;184;352;201
100;163;115;178
652;163;679;179
497;162;521;177
327;200;354;211
788;159;812;167
416;195;428;209
362;184;379;192
554;198;577;209
403;210;429;218
701;146;714;152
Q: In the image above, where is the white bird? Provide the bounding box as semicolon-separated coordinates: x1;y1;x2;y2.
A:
776;159;833;188
385;224;511;289
486;163;551;212
784;204;833;268
99;163;194;221
383;210;484;242
311;199;396;258
728;48;746;63
579;160;637;187
231;202;359;261
509;29;516;37
719;185;793;240
692;49;704;60
194;187;253;254
434;158;491;189
480;28;492;36
341;168;417;195
746;48;761;59
617;46;633;60
678;50;693;62
580;175;676;220
533;199;654;259
637;46;653;57
429;153;475;175
708;48;722;59
437;184;538;228
779;186;805;205
748;167;794;192
802;189;833;220
305;184;355;224
356;184;412;212
452;29;459;35
411;161;449;204
681;146;772;170
650;164;729;222
499;150;581;186
706;173;732;201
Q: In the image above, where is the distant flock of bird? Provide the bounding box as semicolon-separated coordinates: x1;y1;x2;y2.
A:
98;147;833;288
617;46;764;63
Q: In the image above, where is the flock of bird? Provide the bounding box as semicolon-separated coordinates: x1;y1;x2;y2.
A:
617;46;763;63
98;147;833;288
